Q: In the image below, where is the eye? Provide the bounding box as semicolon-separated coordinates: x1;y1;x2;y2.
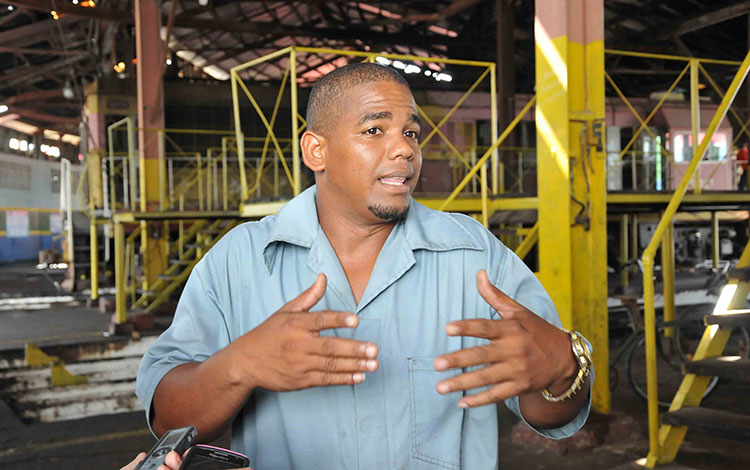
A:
365;127;382;135
404;130;419;141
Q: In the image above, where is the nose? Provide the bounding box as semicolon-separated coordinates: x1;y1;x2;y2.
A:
388;133;415;161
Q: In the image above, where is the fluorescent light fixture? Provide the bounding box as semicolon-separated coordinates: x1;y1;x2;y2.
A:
375;56;391;66
424;70;432;76
404;64;421;74
0;104;7;113
392;60;406;69
435;72;453;82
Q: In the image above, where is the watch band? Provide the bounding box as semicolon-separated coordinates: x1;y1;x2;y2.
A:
541;331;592;403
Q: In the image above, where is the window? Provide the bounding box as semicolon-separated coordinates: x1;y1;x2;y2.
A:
672;131;729;162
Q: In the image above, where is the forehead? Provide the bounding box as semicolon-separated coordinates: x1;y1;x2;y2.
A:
342;81;416;116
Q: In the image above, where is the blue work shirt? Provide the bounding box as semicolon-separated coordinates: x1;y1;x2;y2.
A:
136;186;592;470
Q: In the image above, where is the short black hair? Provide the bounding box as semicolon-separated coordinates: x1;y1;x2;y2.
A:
306;62;411;136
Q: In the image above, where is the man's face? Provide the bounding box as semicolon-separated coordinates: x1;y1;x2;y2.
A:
317;81;422;223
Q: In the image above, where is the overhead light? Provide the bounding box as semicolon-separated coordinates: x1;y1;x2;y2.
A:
435;72;453;82
424;70;432;76
72;0;79;4
62;82;75;99
8;5;14;11
375;56;391;66
81;0;96;7
198;0;209;5
51;10;60;20
0;104;8;114
404;64;421;74
113;61;126;73
392;60;406;70
165;58;173;66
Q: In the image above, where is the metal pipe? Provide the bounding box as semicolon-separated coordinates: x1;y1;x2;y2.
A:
114;221;125;324
490;63;499;194
691;59;702;194
90;217;98;301
231;72;248;203
661;215;675;337
620;214;628;287
712;211;720;270
290;48;301;196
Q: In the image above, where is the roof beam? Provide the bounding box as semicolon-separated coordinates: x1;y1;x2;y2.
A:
658;1;750;40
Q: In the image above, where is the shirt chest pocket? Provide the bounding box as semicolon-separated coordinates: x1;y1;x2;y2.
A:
408;357;464;469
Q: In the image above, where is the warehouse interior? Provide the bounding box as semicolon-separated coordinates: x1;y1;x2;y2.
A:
1;0;750;468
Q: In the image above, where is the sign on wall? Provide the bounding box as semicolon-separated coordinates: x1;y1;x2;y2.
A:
6;211;29;238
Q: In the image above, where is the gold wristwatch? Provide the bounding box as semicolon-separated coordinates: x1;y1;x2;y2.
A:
541;331;592;403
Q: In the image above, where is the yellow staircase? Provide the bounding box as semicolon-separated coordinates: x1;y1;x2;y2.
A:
131;217;239;314
645;240;750;466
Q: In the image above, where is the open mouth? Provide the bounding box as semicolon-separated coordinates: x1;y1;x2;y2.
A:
379;176;408;186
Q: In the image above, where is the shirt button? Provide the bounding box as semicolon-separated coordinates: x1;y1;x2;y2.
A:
412;360;417;365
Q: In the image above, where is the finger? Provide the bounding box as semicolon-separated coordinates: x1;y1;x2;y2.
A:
458;381;522;408
476;270;522;319
309;337;378;359
434;344;502;371
163;450;183;470
305;310;360;332
121;452;147;470
310;355;379;373
285;274;327;312
308;371;367;387
444;318;506;339
436;363;514;394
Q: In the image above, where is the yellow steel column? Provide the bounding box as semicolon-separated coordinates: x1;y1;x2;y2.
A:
711;211;720;269
567;0;609;413
290;48;301;196
620;214;629;287
536;0;608;412
535;0;572;331
691;59;702;194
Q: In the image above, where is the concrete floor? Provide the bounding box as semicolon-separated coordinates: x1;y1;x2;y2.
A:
0;263;749;469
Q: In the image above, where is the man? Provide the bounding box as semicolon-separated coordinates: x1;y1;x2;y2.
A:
136;63;592;470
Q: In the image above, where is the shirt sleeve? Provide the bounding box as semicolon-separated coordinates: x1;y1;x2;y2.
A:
135;254;231;435
491;243;594;440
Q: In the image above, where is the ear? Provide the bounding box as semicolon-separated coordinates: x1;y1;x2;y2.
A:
301;130;326;172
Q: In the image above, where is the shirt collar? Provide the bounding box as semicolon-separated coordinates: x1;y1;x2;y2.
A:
262;185;484;273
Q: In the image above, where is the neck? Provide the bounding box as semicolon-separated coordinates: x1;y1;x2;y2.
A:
315;189;397;258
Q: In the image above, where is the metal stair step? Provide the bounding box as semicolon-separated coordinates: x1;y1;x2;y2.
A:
200;228;222;235
727;267;750;282
662;407;750;441
157;274;176;281
683;357;750;382
705;311;750;328
185;243;204;249
169;259;191;265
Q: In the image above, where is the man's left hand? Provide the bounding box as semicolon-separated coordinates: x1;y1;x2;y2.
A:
434;270;577;408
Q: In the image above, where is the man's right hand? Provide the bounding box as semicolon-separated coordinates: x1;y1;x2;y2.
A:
230;273;379;391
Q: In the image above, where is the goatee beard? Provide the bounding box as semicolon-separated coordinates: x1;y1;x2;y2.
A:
368;204;408;222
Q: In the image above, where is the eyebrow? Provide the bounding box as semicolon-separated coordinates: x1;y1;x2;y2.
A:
357;111;422;127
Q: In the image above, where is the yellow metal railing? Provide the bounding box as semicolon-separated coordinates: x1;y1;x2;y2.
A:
231;46;501;207
639;49;750;466
605;50;745;194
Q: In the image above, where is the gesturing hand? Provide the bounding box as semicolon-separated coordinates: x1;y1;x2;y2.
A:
233;274;379;391
433;270;576;408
